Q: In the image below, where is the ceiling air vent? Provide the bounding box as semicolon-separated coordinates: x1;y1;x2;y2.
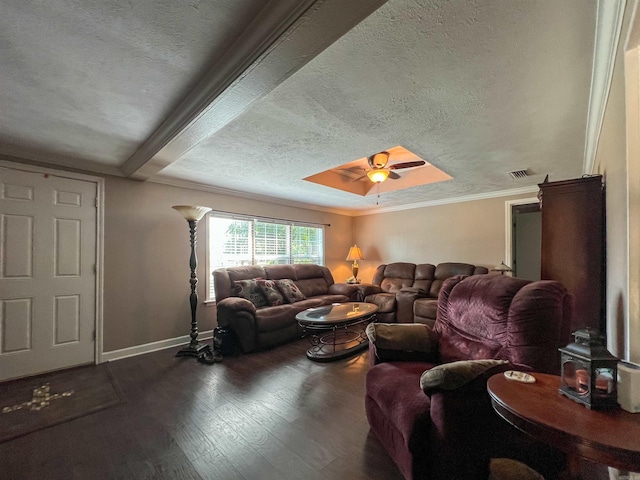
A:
508;169;529;179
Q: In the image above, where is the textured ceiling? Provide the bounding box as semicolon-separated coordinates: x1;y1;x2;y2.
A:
0;0;602;214
0;0;272;165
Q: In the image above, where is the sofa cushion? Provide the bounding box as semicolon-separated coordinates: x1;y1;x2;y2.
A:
257;279;285;306
414;298;438;319
234;278;268;307
365;292;396;313
275;278;307;303
254;304;300;332
293;264;334;297
419;359;509;393
435;275;531;364
374;262;417;292
429;262;477;297
264;264;298;281
289;298;325;311
366;323;434;353
412;263;436;292
311;294;351;305
366;362;436;444
366;323;437;363
227;265;268;282
295;278;330;298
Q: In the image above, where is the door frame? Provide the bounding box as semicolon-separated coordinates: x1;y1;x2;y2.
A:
504;197;539;273
1;158;105;364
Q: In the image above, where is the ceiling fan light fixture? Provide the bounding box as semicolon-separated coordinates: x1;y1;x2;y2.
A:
367;168;390;183
368;151;390;169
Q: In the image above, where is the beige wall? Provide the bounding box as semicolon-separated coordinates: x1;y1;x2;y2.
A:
102;176;353;352
593;33;629;359
102;175;540;352
628;17;640;359
102;175;539;353
351;193;535;283
594;1;639;362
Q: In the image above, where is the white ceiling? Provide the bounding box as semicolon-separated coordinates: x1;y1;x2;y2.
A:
0;0;612;215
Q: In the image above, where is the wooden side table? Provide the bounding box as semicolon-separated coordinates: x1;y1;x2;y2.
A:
487;372;640;477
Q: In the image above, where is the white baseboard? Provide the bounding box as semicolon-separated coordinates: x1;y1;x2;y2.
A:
100;330;214;363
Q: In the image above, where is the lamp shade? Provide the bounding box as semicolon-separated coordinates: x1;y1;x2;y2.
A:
492;261;512;273
367;169;390;183
346;245;364;261
172;205;212;222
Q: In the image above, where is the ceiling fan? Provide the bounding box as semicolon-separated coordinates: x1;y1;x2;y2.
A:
364;151;426;183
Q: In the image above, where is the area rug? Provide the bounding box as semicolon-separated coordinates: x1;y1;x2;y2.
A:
0;363;125;443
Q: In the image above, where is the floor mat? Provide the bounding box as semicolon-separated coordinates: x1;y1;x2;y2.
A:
0;363;125;443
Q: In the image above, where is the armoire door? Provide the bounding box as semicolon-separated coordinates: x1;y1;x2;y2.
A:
539;175;605;334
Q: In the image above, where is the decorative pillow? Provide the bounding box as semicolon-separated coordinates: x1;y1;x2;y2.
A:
420;359;509;393
256;279;285;306
234;278;268;308
275;279;306;303
365;323;433;353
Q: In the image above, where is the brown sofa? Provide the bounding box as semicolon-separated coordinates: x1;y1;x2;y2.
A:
358;262;489;325
213;264;359;353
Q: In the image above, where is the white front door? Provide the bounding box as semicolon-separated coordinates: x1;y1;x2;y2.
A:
0;166;97;381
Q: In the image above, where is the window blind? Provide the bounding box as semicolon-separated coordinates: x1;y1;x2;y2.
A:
208;213;324;300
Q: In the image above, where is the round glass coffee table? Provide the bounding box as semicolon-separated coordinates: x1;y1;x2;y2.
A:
296;302;378;362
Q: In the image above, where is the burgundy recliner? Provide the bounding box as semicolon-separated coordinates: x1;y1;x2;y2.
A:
365;274;573;480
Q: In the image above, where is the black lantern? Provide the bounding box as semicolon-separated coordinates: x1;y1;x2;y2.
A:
559;328;619;409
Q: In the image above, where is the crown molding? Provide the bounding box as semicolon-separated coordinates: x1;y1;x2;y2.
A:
584;0;627;174
151;174;539;218
0;151;122;178
148;175;354;217
351;186;540;217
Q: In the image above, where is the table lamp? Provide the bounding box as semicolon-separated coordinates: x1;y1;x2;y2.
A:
346;244;364;282
492;261;512;275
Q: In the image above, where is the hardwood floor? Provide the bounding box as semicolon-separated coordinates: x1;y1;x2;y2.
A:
0;339;404;480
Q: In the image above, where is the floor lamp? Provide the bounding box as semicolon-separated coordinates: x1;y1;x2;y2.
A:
173;205;221;364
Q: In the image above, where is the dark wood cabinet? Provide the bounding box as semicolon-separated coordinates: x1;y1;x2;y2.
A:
538;175;605;333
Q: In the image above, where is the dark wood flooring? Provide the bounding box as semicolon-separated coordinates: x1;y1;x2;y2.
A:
0;339;404;480
0;338;614;480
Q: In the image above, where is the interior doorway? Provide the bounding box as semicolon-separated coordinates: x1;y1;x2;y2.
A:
0;163;103;381
512;203;541;280
505;197;541;281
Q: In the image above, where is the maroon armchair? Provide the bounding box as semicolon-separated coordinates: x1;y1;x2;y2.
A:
364;274;573;480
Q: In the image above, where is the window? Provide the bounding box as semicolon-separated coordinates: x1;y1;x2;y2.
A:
208;213;324;300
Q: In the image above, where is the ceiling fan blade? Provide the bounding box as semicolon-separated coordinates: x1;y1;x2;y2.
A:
389;160;426;170
388;171;401;180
